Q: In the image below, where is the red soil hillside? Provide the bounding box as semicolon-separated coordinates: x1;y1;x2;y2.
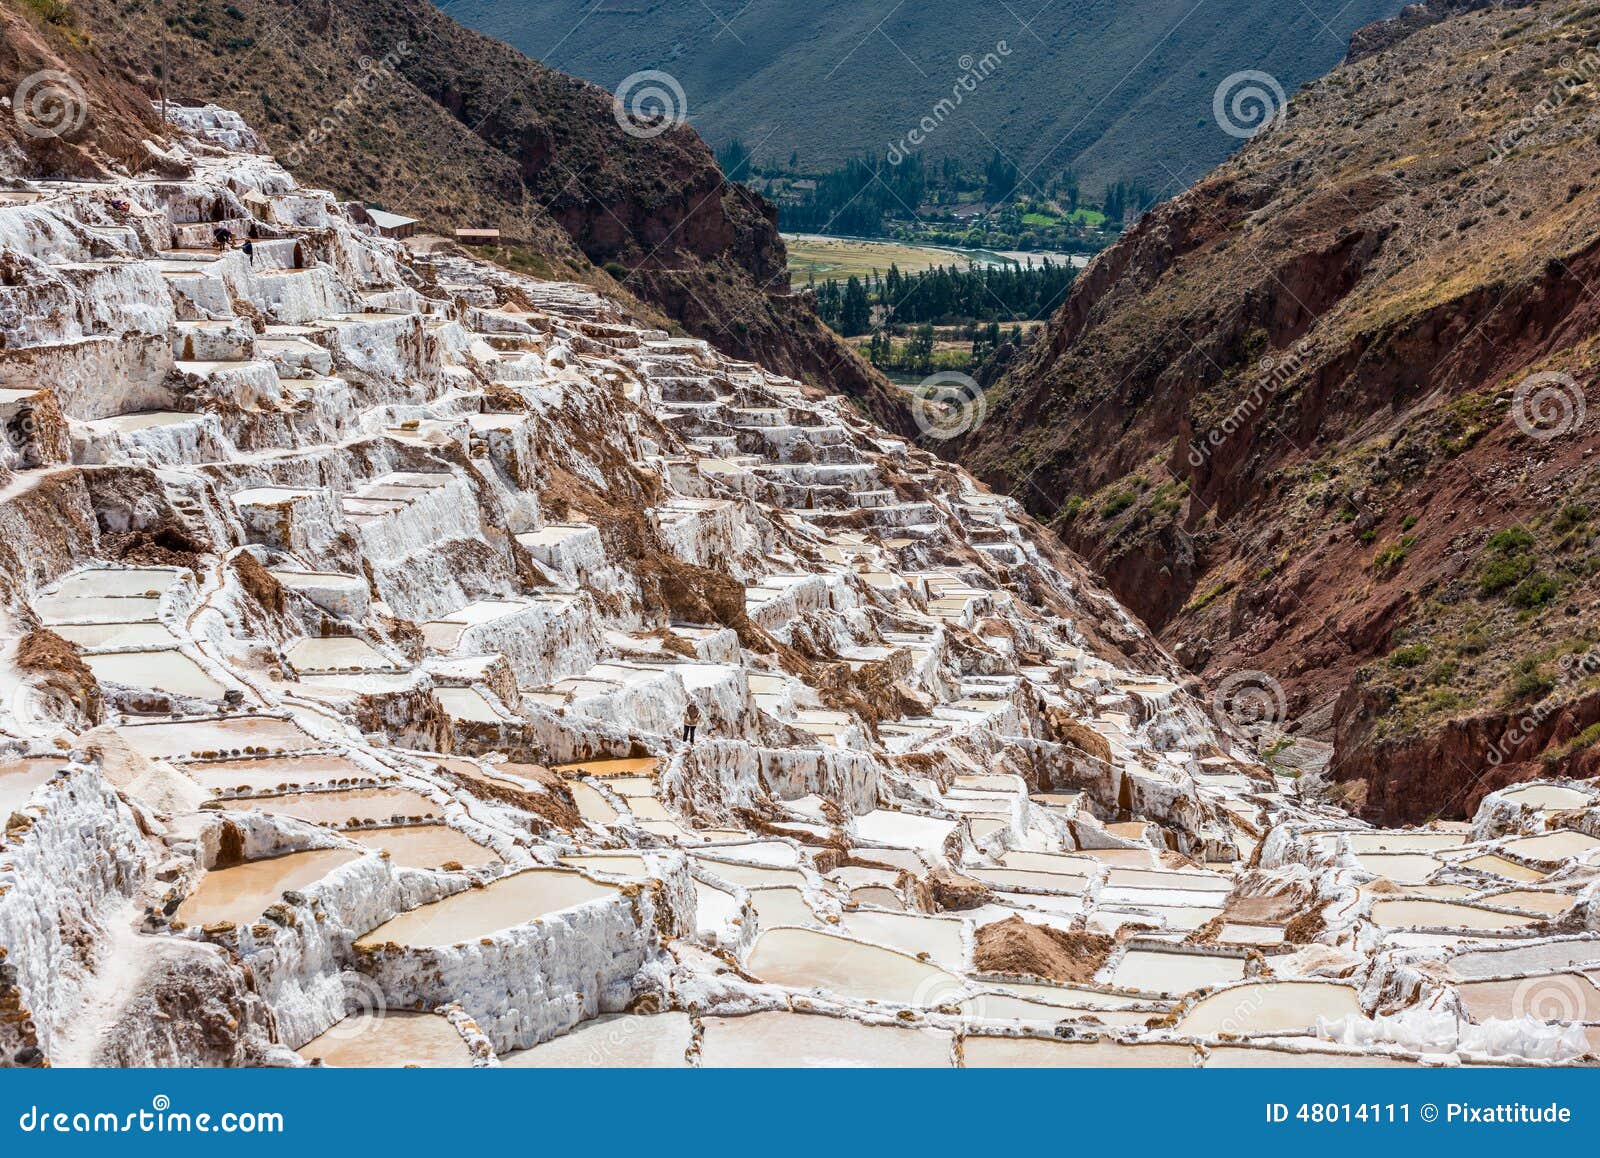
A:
960;0;1600;823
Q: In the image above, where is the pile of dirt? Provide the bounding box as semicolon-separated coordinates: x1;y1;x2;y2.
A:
14;628;102;731
459;761;583;832
100;528;204;572
229;553;285;617
973;915;1115;984
914;866;992;913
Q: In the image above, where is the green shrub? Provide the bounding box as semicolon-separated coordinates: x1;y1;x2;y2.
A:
1486;527;1534;553
1511;573;1559;609
1478;552;1533;596
1553;504;1591;534
1100;490;1136;519
1372;535;1415;571
1389;643;1430;668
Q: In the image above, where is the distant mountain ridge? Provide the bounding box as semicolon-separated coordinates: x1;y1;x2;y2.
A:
443;0;1406;193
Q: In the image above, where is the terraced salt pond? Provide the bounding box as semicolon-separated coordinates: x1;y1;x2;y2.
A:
961;1036;1195;1067
120;715;323;758
1501;830;1600;862
1448;939;1600;979
343;825;499;869
84;650;226;699
233;786;441;827
1176;981;1361;1035
178;848;359;927
746;926;963;1004
1370;898;1541;930
298;1011;474;1067
501;1012;691;1067
0;757;65;814
1496;783;1593;810
841;909;967;970
186;754;378;794
1108;949;1247;995
1456;973;1600;1022
699;1011;952;1067
356;868;618;948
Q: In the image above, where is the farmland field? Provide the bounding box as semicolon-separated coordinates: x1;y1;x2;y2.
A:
783;233;1078;282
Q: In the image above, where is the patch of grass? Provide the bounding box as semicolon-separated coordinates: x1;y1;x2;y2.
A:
1389;642;1431;668
1100;490;1137;519
1185;579;1235;615
1547;721;1600;764
1510;572;1559;609
1372;535;1415;572
1505;657;1557;704
1553;503;1591;534
1478;526;1537;596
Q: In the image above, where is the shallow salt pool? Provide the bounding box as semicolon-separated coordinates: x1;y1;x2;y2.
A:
1496;783;1592;810
1176;981;1360;1035
178;848;359;927
1370;898;1540;930
842;909;967;971
237;786;441;827
187;754;376;794
1456;972;1600;1023
120;716;322;758
961;1036;1194;1068
85;650;226;699
852;809;958;851
1448;939;1600;979
1108;949;1247;995
700;1011;951;1067
343;825;499;870
568;780;619;824
746;926;963;1004
1501;830;1600;862
298;1011;473;1067
749;886;816;928
1458;854;1547;882
1354;852;1441;885
356;868;618;948
500;1012;692;1067
50;623;178;650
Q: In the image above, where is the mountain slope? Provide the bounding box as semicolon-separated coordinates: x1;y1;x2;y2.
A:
445;0;1404;192
960;0;1600;823
65;0;909;431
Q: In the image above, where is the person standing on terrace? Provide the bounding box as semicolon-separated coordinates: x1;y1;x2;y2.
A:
682;701;702;744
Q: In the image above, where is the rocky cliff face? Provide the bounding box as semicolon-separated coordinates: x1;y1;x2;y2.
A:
960;0;1600;823
49;0;907;433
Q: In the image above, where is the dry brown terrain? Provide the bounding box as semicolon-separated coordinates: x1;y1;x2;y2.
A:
960;0;1600;822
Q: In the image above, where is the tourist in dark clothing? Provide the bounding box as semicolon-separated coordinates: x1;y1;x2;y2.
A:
242;239;254;265
212;226;232;248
